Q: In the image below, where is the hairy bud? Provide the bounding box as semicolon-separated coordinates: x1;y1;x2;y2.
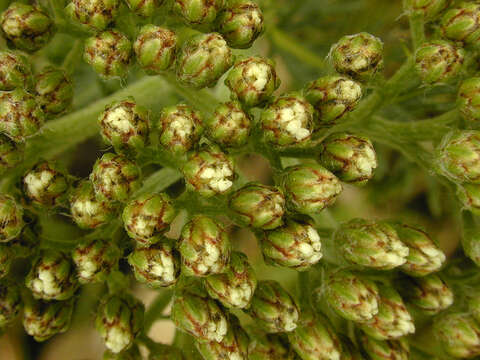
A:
440;2;480;45
0;50;33;91
134;25;177;74
0;281;21;328
173;0;224;26
125;0;164;17
0;194;24;242
404;0;452;20
458;77;480;122
35;67;74;117
0;134;24;173
434;313;480;358
360;335;410;360
207;101;251;148
458;183;480;215
65;0;120;31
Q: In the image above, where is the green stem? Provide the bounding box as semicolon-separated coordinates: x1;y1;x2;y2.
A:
62;40;83;75
408;11;426;50
144;289;174;331
298;271;312;310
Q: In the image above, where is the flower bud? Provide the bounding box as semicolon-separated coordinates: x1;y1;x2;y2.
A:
324;270;379;322
399;274;453;315
70;180;117;229
26;250;78;301
229;183;285;230
123;193;176;247
437;130;480;183
440;2;480;45
95;293;144;354
359;285;415;340
204;251;257;309
458;183;480;215
458;77;480;122
128;241;180;287
173;0;224;26
65;0;120;31
183;146;235;197
261;93;315;147
282;164;342;215
335;219;409;270
179;215;231;277
0;194;24;242
404;0;452;20
207;101;251;148
319;133;377;185
104;345;142;360
0;244;12;277
0;2;54;52
329;32;383;82
305;75;362;126
414;40;464;85
0;133;24;173
434;313;480;358
287;312;342;360
195;315;249;360
158;104;203;155
0;281;21;328
262;218;322;271
360;334;410;360
176;33;233;89
248;280;299;333
35;67;74;117
0;50;33;91
0;88;45;141
90;153;142;202
125;0;163;17
248;332;297;360
391;223;445;276
84;30;132;79
72;238;121;284
23;161;70;207
134;25;177;74
23;297;74;341
216;0;264;49
171;281;228;342
225;56;280;108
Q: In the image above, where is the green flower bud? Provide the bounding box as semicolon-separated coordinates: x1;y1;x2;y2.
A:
0;281;21;328
248;332;297;360
0;88;45;141
90;153;142;202
99;98;149;154
261;93;315;147
0;244;13;277
399;274;453;315
204;251;257;309
335;219;409;270
0;133;24;173
305;75;362;126
183;146;235;197
84;30;132;79
329;32;384;82
458;183;480;215
176;33;233;89
207;101;251;148
104;345;142;360
225;56;280;108
437;131;480;183
23;297;74;342
404;0;452;20
0;50;33;90
262;218;322;271
122;193;176;247
149;346;185;360
458;77;480;122
125;0;164;17
35;67;74;117
173;0;224;26
70;180;117;229
324;270;380;322
23;161;70;207
196;315;249;360
359;285;415;340
128;241;180;287
434;313;480;358
72;238;121;284
133;25;177;74
360;334;410;360
26;250;78;301
0;194;24;242
179;215;231;277
95;293;144;354
469;297;480;323
319;133;377;185
440;2;480;45
158;104;203;155
0;2;54;52
65;0;120;31
414;40;464;85
462;228;480;266
216;0;264;49
287;312;342;360
229;183;285;230
171;281;228;342
392;224;445;276
248;280;299;333
282;164;342;215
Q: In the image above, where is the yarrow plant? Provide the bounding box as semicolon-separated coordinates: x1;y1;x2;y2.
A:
0;0;479;359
